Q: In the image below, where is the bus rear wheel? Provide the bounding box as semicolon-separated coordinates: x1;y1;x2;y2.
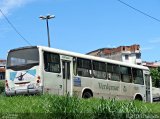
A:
135;95;143;101
82;90;93;99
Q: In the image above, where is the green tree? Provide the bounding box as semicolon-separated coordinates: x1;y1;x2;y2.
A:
150;67;160;87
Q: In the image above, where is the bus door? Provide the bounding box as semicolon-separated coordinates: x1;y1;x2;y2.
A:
145;74;152;102
61;55;73;96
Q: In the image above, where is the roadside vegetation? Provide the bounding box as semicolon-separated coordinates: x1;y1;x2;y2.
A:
0;93;159;119
0;80;4;94
150;67;160;87
0;80;160;118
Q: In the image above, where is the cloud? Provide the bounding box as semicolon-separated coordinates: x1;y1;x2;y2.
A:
141;47;153;51
148;38;160;43
106;45;116;48
0;0;33;18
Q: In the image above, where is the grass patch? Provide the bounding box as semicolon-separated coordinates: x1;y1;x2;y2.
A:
0;94;159;119
0;80;5;94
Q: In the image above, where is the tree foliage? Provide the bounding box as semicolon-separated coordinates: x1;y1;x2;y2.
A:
150;67;160;87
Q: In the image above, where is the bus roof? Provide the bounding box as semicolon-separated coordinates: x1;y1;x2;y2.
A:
8;46;149;70
37;46;149;70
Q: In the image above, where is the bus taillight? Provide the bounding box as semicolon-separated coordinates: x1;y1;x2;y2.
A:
5;80;9;88
37;76;40;83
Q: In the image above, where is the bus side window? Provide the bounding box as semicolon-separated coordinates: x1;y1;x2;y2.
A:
132;68;144;85
107;63;120;81
92;61;106;79
77;58;92;77
44;52;61;73
120;66;132;83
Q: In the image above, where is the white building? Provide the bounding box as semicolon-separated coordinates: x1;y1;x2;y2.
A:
87;44;142;65
0;60;6;80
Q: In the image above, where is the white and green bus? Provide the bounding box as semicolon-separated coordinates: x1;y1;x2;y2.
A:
5;46;152;102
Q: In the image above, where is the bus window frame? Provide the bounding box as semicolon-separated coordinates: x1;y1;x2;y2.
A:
107;63;120;81
120;66;132;83
77;58;92;78
92;60;107;79
43;51;61;73
132;68;144;85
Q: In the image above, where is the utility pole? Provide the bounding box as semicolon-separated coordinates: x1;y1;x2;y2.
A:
39;14;55;47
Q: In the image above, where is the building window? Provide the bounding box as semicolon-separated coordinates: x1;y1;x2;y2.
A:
123;47;125;51
125;55;129;60
136;53;141;59
0;72;5;80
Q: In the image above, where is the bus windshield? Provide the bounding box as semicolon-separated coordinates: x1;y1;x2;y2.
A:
7;47;39;70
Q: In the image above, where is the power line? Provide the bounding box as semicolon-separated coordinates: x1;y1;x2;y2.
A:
0;9;32;46
117;0;160;23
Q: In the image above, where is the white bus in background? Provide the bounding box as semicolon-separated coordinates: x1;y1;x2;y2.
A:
152;79;160;102
152;87;160;101
5;46;152;102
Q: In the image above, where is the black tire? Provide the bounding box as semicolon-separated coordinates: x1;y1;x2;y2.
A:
82;91;92;99
135;95;143;101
